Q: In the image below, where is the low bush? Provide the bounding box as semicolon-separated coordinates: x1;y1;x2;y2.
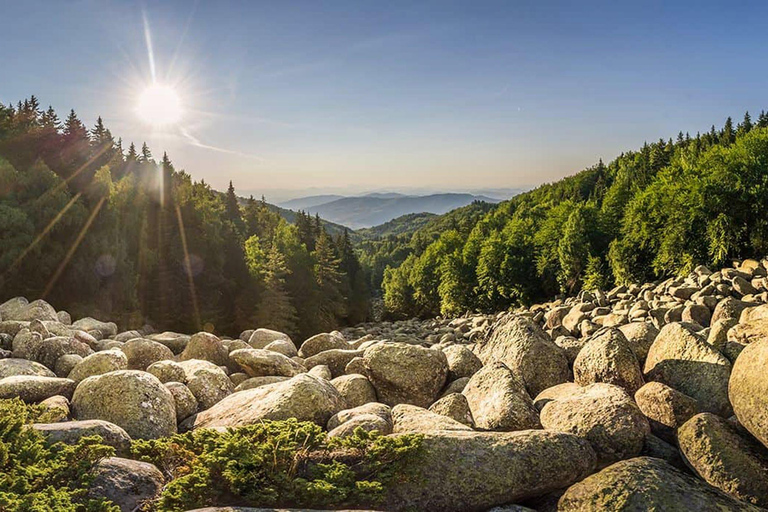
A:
0;398;119;512
131;419;423;512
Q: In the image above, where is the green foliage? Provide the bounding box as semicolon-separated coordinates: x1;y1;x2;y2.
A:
0;97;371;339
0;398;119;512
131;419;422;512
379;113;768;316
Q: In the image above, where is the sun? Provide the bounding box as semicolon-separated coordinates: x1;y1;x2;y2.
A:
136;83;183;126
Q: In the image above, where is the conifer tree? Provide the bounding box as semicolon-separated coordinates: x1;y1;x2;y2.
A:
758;111;768;128
557;208;590;294
313;228;346;328
126;142;138;161
737;111;753;137
224;181;245;235
721;117;735;145
253;244;298;335
139;142;153;163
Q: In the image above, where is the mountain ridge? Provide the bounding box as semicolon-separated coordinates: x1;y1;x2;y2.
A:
281;192;501;229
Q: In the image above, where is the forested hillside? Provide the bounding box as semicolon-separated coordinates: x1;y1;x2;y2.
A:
381;112;768;319
0;96;370;338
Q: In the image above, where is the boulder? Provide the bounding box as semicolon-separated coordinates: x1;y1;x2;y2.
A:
88;457;164;512
327;402;392;432
0;358;55;378
13;333;92;370
72;317;117;338
229;348;305;378
533;382;581;411
71;370;177;440
558;457;762;511
298;332;349;358
678;413;768;507
634;381;698;440
6;299;58;322
711;297;751;325
235;376;290;391
147;331;189;354
54;354;82;378
330;374;377;408
165;381;199;421
32;420;132;453
540;383;649;465
67;349;128;383
385;430;596;512
362;342;448;408
617;321;659;364
462;362;539;431
327;413;392;438
247;328;291;349
188;374;345;430
392;403;472;433
474;314;569;397
308;364;332;380
644;322;732;417
39;395;70;421
442;344;483;380
0;375;76;402
729;338;768;449
304;349;364;377
573;328;644;395
429;393;474;426
177;360;234;410
553;335;587;365
263;338;298;358
146;360;187;383
179;332;229;367
121;338;174;371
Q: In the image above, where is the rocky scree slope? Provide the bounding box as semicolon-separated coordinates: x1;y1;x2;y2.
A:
2;259;768;510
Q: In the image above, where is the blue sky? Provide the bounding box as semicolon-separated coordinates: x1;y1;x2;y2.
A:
2;0;767;200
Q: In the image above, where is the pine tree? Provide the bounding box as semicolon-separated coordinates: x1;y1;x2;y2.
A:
126;142;138;161
253;244;298;335
40;106;60;130
313;229;346;329
139;142;153;163
758;111;768;128
224;181;245;235
721;117;735;145
557;208;590;294
737;111;753;138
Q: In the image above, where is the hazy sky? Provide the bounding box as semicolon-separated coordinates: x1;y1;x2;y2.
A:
2;0;768;200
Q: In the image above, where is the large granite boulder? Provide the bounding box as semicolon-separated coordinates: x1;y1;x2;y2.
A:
539;383;649;465
187;374;345;430
558;457;762;511
474;314;569;397
573;328;644;395
678;413;768;507
462;362;539;431
385;430;596;512
88;457;164;512
644;322;732;417
729;338;768;450
71;370;177;440
362;342;448;407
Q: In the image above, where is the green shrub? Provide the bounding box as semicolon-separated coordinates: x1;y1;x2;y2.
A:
0;398;119;512
132;419;422;512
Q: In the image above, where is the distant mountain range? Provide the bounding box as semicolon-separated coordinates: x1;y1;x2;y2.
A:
277;192;504;229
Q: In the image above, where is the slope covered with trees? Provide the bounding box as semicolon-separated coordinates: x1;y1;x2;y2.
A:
0;96;369;339
381;112;768;319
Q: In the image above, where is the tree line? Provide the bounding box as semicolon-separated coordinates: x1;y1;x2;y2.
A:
381;111;768;318
0;96;370;339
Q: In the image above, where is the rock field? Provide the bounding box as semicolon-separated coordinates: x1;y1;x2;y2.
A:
3;259;768;510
